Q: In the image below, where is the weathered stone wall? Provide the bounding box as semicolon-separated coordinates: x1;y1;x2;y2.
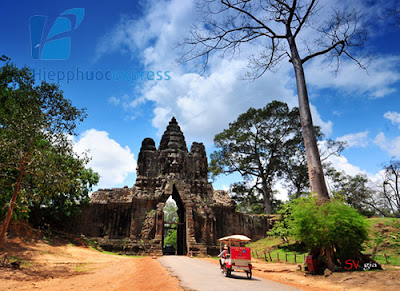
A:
77;198;158;239
211;206;269;240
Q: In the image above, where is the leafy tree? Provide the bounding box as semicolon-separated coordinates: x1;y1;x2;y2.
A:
325;161;400;218
325;167;376;217
270;197;373;270
164;229;177;249
267;200;295;242
210;101;301;215
283;132;345;199
181;0;367;201
0;60;89;247
230;182;281;214
163;201;178;249
30;165;99;227
163;201;178;223
290;197;370;268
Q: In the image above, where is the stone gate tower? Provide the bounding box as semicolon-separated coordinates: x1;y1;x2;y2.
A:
78;118;268;255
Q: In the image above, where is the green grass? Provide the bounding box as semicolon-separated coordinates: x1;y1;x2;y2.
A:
247;238;307;264
248;237;282;249
363;218;400;265
372;254;400;265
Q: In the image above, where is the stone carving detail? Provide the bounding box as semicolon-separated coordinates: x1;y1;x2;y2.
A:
78;117;268;256
140;210;156;240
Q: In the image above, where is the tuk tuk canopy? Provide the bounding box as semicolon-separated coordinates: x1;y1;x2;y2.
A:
218;235;251;242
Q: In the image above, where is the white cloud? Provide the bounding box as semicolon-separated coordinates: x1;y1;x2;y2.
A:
95;0;195;70
384;111;400;128
374;132;400;157
95;0;399;154
326;154;366;177
336;131;369;148
142;59;303;144
96;0;366;145
323;152;387;196
310;104;333;136
73;129;137;188
306;56;400;99
318;139;367;177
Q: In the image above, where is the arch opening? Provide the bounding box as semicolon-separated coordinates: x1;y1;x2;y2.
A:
162;185;186;255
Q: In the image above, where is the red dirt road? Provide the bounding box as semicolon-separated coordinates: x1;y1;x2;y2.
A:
0;239;182;291
1;239;400;291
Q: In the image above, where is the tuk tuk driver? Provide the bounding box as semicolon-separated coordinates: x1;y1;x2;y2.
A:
218;244;230;267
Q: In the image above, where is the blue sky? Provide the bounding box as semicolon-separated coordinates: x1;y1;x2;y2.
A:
1;0;400;198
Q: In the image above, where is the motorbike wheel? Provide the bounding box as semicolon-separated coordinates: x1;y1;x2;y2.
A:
246;270;252;279
223;265;230;277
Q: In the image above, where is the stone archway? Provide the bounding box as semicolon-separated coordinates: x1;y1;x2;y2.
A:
160;184;187;255
171;185;186;255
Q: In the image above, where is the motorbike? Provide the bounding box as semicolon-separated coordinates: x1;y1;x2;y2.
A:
218;234;252;279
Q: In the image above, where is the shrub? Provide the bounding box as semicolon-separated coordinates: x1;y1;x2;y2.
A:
289;197;370;261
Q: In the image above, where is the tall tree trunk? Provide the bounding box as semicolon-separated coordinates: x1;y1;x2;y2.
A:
287;35;329;201
262;183;272;215
0;166;25;248
287;33;334;270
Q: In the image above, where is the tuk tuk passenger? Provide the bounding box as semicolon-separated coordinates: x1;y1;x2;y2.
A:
218;244;230;267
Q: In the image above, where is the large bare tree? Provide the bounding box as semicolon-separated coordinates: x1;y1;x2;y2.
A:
180;0;366;201
382;160;400;217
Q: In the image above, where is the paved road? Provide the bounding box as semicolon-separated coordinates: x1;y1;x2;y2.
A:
158;256;302;291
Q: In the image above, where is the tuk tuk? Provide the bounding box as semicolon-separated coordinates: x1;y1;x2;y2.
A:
218;234;252;279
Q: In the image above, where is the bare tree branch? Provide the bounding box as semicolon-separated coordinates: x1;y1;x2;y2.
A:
301;40;344;64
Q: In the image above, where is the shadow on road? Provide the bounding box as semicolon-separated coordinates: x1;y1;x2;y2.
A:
222;273;261;281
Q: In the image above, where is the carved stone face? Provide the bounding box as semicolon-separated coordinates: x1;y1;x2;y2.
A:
166;152;183;174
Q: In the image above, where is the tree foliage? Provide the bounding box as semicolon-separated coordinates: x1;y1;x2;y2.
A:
325;167;376;217
291;197;369;263
163;201;178;223
230;182;282;214
211;100;343;214
164;229;177;249
283;132;345;199
267;199;294;242
270;197;370;265
210;101;302;215
0;60;96;246
325;161;400;218
163;201;178;249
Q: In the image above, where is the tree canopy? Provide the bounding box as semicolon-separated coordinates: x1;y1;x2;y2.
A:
0;60;97;246
273;197;371;269
210;100;302;215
